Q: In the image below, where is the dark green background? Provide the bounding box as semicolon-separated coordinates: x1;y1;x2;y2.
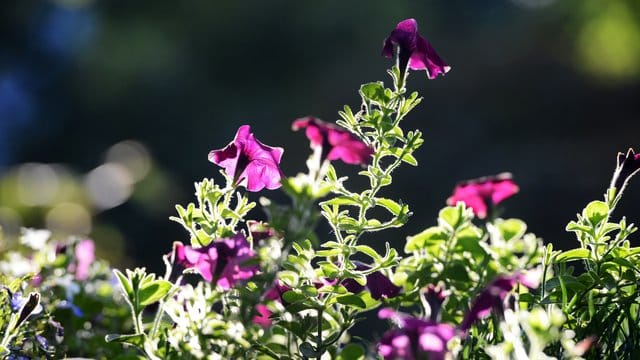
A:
1;0;639;273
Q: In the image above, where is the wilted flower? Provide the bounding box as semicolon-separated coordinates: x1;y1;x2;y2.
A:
74;239;95;281
378;308;455;360
382;18;450;80
459;271;540;332
173;234;258;289
209;125;284;192
611;148;640;195
292;116;373;166
447;173;519;219
341;261;401;300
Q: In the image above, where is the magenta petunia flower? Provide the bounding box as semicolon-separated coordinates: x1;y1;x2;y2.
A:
382;18;451;80
611;148;640;194
74;239;95;281
252;304;273;328
447;173;519;219
378;308;455;360
173;234;258;289
292;116;373;166
341;261;401;300
209;125;284;192
459;271;539;332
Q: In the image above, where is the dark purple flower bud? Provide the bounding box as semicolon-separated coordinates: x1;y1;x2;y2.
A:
292;116;374;166
341;262;401;300
16;292;41;327
459;271;540;332
424;284;449;322
378;308;455;360
447;173;519;219
611;148;640;195
382;18;451;80
247;220;280;241
173;234;258;289
209;125;284;192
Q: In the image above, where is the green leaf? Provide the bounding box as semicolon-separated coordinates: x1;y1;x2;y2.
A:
335;294;367;308
355;245;383;262
360;82;390;104
554;248;590;263
376;198;402;216
321;196;361;207
497;219;527;241
282;290;307;304
105;333;146;347
138;280;172;306
114;269;134;299
583;201;609;226
439;206;462;230
337;344;365;360
405;227;448;252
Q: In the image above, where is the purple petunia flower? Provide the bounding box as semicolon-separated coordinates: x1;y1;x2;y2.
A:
341;261;401;300
424;284;449;322
292;116;374;166
74;239;95;281
382;18;451;80
378;308;455;360
252;304;273;328
611;148;640;194
447;173;519;219
209;125;284;192
459;271;540;332
173;234;258;289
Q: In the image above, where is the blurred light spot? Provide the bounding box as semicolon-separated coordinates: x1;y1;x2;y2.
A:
16;163;60;206
0;207;22;237
46;202;91;235
577;1;640;81
85;163;133;210
510;0;557;9
38;3;98;58
105;140;151;182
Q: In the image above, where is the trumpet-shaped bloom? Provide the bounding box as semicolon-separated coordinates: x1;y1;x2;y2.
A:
382;18;451;79
173;234;257;289
378;308;455;360
447;173;519;219
209;125;284;192
341;261;401;300
292;116;373;166
459;271;539;332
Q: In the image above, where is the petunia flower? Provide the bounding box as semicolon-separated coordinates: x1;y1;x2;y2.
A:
173;234;258;289
423;283;449;322
447;173;519;219
252;304;273;328
459;270;540;332
251;280;291;328
610;148;640;195
378;308;455;360
74;239;95;281
382;18;451;80
341;261;401;300
209;125;284;192
292;116;373;166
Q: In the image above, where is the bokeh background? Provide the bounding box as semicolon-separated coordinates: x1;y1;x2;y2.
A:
1;0;639;276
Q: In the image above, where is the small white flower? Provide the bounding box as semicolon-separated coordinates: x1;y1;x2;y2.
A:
20;228;51;249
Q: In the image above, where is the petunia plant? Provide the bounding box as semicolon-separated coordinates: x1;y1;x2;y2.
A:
92;17;640;360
